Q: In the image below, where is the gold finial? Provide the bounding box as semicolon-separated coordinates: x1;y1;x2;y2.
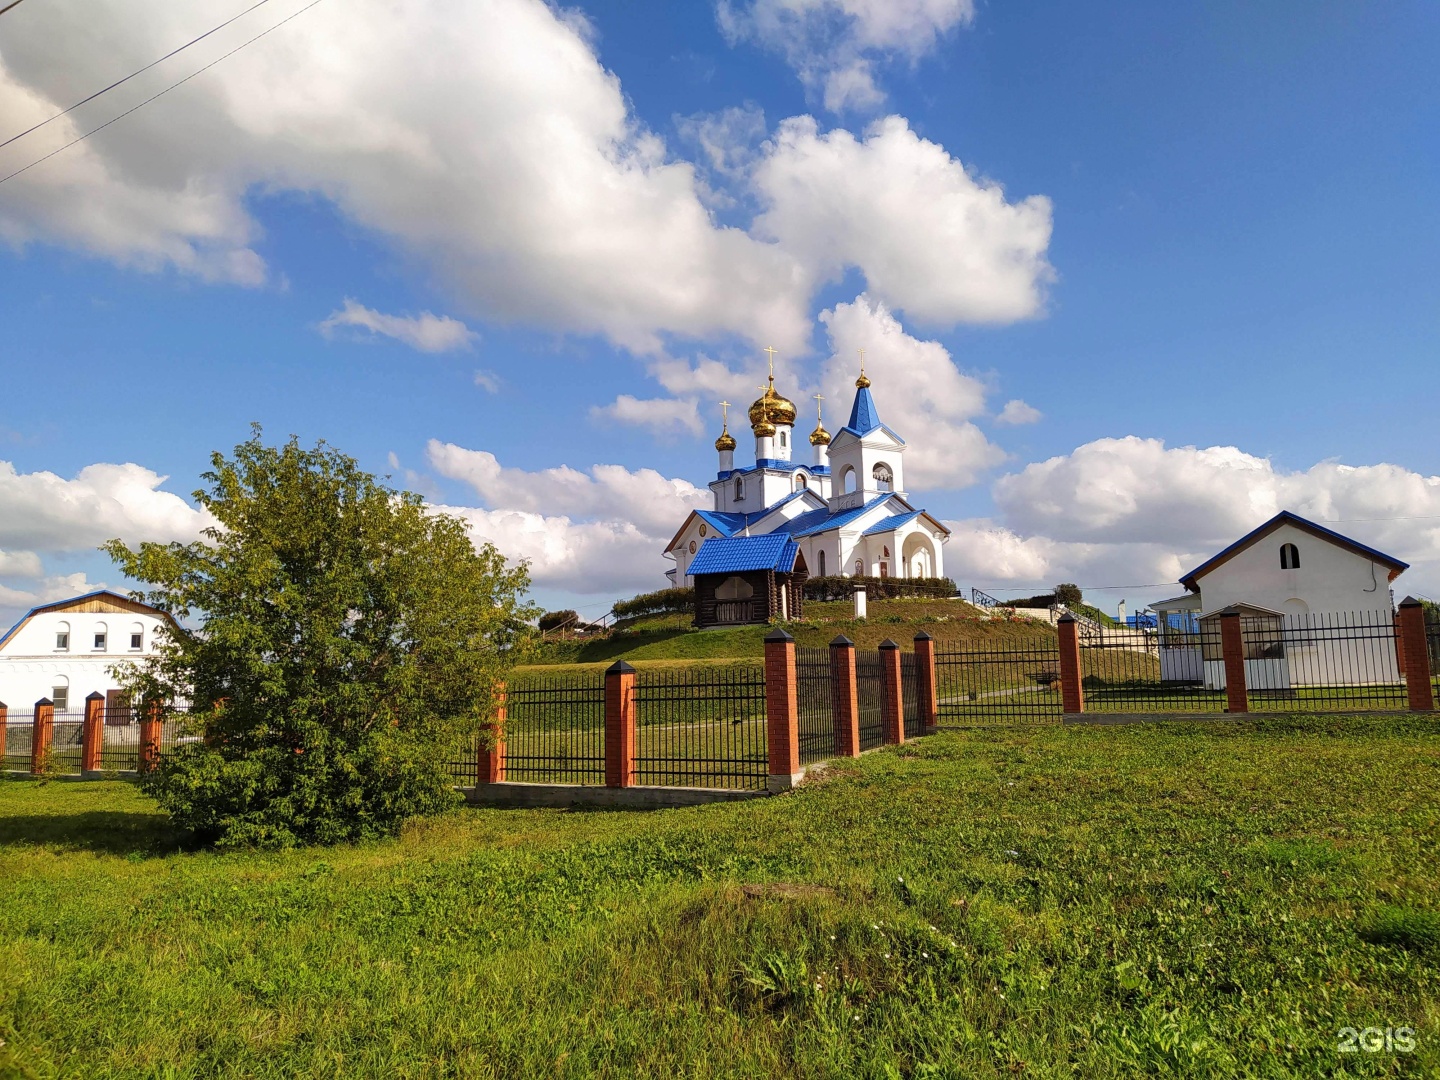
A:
715;400;737;452
855;347;871;389
809;393;830;446
763;345;777;380
719;400;730;424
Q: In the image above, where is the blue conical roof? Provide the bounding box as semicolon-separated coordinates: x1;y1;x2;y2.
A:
846;385;881;435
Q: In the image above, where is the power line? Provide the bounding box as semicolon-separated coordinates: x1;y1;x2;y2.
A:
1;0;277;152
0;0;32;18
0;0;328;187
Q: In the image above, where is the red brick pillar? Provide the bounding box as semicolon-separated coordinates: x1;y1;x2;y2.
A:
765;628;802;790
1057;614;1084;714
914;631;939;734
604;661;636;788
31;698;53;775
477;681;506;784
1219;608;1248;714
879;639;905;745
829;634;861;757
139;699;163;773
81;692;105;775
1394;610;1407;677
0;701;7;765
1398;597;1434;711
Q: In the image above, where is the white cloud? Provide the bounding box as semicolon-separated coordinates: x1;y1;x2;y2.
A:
718;0;974;111
753;116;1054;326
0;0;813;353
591;395;704;437
319;298;476;353
818;294;1005;489
0;550;44;577
0;460;211;553
0;572;102;621
472;369;502;393
995;399;1042;426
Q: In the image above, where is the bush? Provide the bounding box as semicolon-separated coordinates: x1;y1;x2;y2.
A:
1054;582;1083;607
106;430;536;849
613;587;694;619
539;609;580;633
803;575;957;602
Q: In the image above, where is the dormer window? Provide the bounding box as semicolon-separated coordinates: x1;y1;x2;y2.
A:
1280;543;1300;570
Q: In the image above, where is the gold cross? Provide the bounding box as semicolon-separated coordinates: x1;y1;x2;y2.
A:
763;345;777;378
718;400;730;425
857;347;866;377
813;393;824;419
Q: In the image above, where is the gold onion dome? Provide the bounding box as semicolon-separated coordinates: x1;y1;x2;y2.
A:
715;426;737;452
809;420;831;446
855;369;871;389
748;378;797;434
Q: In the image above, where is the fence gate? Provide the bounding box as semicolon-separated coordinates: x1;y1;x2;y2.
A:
934;638;1063;724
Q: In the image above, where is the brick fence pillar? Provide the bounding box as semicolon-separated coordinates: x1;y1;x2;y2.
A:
81;692;105;775
829;634;860;757
604;661;636;788
914;631;939;734
139;699;163;773
1219;608;1248;714
477;681;506;784
1394;610;1407;677
0;701;7;765
1398;597;1434;712
1057;614;1084;714
765;628;802;791
31;698;53;775
879;639;905;745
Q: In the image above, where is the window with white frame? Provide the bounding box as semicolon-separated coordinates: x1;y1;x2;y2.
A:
130;623;144;650
52;678;69;711
55;621;70;651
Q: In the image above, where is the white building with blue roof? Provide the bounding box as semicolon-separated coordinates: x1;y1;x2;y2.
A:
665;363;950;605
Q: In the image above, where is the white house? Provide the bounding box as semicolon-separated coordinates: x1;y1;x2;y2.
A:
1150;511;1408;690
664;364;950;603
0;590;173;720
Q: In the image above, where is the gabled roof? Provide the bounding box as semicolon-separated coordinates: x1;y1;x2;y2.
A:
774;494;896;538
836;384;906;444
689;534;800;576
666;492;820;554
0;589;176;652
1179;510;1409;592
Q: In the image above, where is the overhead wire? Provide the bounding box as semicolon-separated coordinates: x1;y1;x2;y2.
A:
0;0;328;187
1;0;277;152
0;0;31;17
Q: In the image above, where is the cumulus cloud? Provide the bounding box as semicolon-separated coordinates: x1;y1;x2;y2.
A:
753;116;1054;326
718;0;974;111
0;0;812;353
818;294;1005;488
995;399;1042;426
591;395;704;437
319;298;476;353
473;369;502;393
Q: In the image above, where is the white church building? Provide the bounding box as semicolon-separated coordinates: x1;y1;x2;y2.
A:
0;590;172;718
665;363;950;591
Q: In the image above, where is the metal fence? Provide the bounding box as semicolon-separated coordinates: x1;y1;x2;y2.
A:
855;650;886;749
901;652;922;738
4;707;195;774
1080;624;1227;713
1235;611;1407;712
796;646;837;765
934;637;1063;724
632;665;768;789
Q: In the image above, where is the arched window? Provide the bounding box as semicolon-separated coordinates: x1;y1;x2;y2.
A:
54;620;70;651
818;549;826;576
1280;543;1300;570
734;477;744;501
872;463;893;492
854;559;863;576
794;473;807;491
841;466;856;494
93;622;108;652
129;622;145;651
779;430;787;448
52;675;69;712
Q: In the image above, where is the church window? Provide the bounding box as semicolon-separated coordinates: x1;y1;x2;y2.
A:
1280;543;1299;569
688;540;697;554
795;473;807;491
873;463;893;492
841;466;856;494
734;477;744;500
779;430;787;448
818;550;826;576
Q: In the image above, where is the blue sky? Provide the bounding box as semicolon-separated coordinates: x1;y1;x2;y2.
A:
1;0;1438;623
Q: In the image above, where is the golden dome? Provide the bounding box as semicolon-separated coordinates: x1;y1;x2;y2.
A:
715;426;737;452
748;377;797;434
855;369;871;389
753;418;776;437
809;421;831;446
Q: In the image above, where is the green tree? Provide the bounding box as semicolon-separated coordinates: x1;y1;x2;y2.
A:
105;430;537;848
1054;582;1083;607
538;609;580;633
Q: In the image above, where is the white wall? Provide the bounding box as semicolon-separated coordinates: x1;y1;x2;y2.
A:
826;428;906;508
1196;523;1396;618
0;609;167;715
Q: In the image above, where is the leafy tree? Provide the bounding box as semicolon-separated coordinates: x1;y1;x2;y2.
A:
105;430;537;848
538;609;580;633
1054;582;1083;607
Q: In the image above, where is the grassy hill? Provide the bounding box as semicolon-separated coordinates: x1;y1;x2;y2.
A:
527;598;1055;671
3;715;1438;1076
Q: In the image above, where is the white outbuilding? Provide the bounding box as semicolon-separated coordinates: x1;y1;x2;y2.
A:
0;590;173;721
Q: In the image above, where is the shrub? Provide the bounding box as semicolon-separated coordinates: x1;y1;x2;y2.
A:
1054;582;1083;607
105;429;536;848
539;609;580;633
613;587;695;619
802;575;957;602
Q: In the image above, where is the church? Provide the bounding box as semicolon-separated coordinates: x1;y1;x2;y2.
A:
665;358;951;626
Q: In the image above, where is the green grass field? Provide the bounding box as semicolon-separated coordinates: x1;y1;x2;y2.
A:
3;715;1439;1078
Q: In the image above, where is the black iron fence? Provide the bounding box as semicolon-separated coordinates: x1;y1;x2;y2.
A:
1080;624;1227;713
3;707;194;774
796;647;837;765
855;650;886;749
1235;611;1407;712
901;652;922;738
506;671;606;784
632;664;768;789
934;637;1063;724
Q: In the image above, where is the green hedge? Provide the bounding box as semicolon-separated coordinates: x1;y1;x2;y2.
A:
803;575;957;602
613;586;695;619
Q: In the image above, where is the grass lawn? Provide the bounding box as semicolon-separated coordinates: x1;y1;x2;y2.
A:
3;716;1439;1078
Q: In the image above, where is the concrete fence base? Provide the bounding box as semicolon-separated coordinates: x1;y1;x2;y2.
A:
461;782;768;809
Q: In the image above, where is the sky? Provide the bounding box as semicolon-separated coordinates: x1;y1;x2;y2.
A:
1;0;1438;625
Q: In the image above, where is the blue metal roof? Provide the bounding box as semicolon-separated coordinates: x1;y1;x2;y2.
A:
689;534;800;576
773;495;894;538
1178;510;1410;592
836;384;906;444
861;510;923;536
